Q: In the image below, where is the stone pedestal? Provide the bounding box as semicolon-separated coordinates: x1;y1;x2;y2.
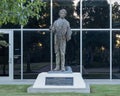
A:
27;72;90;93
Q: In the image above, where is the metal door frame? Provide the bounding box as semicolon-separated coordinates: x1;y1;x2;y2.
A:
0;30;13;80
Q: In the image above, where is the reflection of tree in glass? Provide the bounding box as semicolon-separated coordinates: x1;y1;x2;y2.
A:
66;32;80;66
0;34;8;47
113;32;120;69
76;0;109;28
23;32;50;72
112;2;120;28
0;34;8;75
83;32;110;67
112;2;120;70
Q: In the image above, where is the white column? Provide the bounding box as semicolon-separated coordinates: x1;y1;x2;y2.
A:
80;0;83;74
21;25;23;80
110;0;112;80
50;0;53;71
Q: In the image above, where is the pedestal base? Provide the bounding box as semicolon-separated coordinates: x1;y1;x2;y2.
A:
27;72;90;93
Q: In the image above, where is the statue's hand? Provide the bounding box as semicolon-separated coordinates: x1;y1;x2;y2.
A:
49;25;52;31
67;36;71;41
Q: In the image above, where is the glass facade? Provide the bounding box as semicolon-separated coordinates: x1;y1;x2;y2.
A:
14;31;21;79
112;31;120;79
0;34;9;76
83;31;110;79
82;0;110;28
1;0;120;80
23;31;50;79
112;0;120;28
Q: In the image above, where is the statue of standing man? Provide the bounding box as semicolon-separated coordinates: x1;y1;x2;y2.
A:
50;9;72;71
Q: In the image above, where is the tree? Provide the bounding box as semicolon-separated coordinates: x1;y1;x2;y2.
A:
112;2;120;28
76;0;110;67
0;0;45;26
0;34;8;47
24;1;50;28
112;2;120;68
76;0;109;28
0;0;46;74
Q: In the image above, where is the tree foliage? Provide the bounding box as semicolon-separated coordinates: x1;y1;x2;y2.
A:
24;1;50;28
76;0;110;67
0;0;46;26
0;34;8;47
76;0;109;28
112;2;120;27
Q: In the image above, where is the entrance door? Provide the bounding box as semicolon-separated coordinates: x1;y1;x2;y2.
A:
0;30;13;80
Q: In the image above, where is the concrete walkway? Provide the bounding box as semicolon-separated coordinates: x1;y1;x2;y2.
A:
0;79;120;85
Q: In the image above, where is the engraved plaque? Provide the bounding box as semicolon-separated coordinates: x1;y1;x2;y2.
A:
45;77;73;86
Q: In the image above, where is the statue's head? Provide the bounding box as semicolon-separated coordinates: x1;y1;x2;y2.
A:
59;9;67;18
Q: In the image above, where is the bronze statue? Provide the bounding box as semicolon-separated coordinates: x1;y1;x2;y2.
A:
50;9;72;71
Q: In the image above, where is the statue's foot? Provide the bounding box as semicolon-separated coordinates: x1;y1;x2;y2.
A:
54;67;60;71
61;67;65;71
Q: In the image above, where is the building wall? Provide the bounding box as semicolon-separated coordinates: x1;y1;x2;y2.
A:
1;0;120;79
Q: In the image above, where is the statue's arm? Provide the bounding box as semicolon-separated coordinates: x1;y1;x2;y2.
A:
66;22;72;41
49;22;56;33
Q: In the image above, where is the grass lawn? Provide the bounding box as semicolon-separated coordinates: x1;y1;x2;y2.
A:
0;85;120;96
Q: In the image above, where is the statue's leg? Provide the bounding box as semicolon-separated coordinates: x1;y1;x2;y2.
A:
60;40;66;71
54;38;60;71
61;52;65;71
54;51;60;71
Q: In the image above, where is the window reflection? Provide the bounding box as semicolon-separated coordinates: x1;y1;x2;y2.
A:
83;31;110;79
66;31;80;72
23;31;50;79
0;34;9;76
82;0;110;28
112;31;120;79
112;1;120;28
0;23;20;29
14;31;21;79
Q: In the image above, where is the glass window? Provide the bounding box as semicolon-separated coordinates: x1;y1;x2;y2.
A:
24;1;50;29
66;31;80;72
23;31;50;79
112;0;120;28
82;0;110;28
112;31;120;79
53;0;80;28
53;31;80;72
0;34;9;76
14;31;21;79
82;31;110;79
0;24;20;29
